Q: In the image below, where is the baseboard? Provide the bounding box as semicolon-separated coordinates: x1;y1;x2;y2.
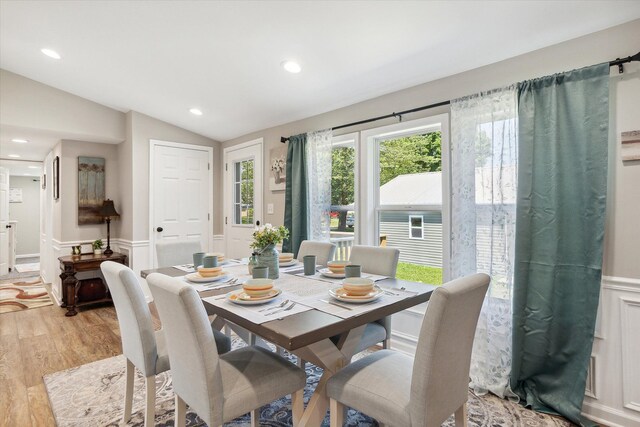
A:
389;330;418;356
16;253;39;259
582;399;640;427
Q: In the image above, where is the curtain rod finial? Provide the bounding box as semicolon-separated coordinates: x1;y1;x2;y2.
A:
280;137;288;143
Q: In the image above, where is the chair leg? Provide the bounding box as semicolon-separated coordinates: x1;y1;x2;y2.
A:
144;375;156;427
249;333;257;346
250;408;260;427
123;358;134;423
175;394;187;427
276;345;284;356
291;390;304;425
454;402;468;427
296;357;306;369
330;398;344;427
382;338;391;349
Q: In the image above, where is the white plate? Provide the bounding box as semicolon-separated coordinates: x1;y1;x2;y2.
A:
319;268;345;279
227;288;282;305
329;285;383;303
279;259;299;267
185;272;229;283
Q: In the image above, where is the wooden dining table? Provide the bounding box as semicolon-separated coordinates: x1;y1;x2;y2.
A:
141;263;436;426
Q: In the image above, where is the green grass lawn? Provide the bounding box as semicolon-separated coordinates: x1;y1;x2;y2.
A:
396;262;443;285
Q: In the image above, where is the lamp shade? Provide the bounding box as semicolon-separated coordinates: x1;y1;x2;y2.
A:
100;199;120;218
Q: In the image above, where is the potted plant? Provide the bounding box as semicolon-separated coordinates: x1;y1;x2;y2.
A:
250;224;289;279
92;239;104;255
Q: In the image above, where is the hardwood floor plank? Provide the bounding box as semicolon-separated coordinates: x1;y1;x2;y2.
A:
19;335;68;388
15;308;49;339
27;384;55;427
0;377;31;427
0;332;24;382
0;311;18;336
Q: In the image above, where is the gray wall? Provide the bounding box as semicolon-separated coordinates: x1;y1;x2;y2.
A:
55;139;120;242
223;19;640;281
9;176;40;255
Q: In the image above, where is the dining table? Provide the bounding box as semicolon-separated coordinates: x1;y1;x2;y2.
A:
141;260;436;427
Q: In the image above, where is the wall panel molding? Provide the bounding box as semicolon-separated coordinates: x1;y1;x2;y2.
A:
620;296;640;413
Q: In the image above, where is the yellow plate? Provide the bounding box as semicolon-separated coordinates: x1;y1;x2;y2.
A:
227;288;282;305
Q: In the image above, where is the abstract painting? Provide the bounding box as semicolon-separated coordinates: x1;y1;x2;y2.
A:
78;156;105;224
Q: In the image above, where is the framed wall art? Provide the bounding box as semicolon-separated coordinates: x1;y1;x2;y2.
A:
53;155;60;200
78;156;105;225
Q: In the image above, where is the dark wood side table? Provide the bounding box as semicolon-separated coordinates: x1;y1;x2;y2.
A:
58;252;127;317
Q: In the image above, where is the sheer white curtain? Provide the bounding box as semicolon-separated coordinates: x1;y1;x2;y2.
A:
306;129;333;241
450;87;518;398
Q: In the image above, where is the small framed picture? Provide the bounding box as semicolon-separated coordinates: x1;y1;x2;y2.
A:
53;156;60;200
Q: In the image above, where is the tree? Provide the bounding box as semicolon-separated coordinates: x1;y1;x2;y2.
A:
379;132;441;186
331;146;355;231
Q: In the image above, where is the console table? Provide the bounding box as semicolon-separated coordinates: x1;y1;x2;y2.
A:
58;252;127;317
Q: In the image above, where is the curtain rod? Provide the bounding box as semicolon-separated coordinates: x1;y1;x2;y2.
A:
281;51;640;143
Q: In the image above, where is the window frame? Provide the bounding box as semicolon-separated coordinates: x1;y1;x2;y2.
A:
408;215;424;240
359;114;451;282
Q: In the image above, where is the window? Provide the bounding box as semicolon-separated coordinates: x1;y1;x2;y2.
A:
330;133;358;260
360;115;450;285
233;159;254;225
409;215;423;239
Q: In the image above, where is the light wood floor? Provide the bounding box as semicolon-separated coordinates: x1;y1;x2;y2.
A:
0;302;125;427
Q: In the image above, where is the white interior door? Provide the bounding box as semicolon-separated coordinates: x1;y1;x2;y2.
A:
224;139;263;259
0;167;9;275
151;141;213;266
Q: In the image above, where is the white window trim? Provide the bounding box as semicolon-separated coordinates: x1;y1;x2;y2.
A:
331;132;360;243
359;113;451;281
408;215;424;240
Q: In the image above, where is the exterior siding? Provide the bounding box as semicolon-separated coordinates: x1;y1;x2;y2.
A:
379;211;443;268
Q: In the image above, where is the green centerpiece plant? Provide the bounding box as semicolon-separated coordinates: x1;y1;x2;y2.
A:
250;224;289;279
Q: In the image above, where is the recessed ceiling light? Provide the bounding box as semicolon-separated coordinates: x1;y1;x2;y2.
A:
28;166;40;169
189;108;203;116
41;48;61;59
11;138;28;143
8;154;21;158
282;60;301;74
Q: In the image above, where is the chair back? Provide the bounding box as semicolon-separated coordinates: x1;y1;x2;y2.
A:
155;239;202;267
296;240;337;267
146;273;223;424
349;245;400;277
101;261;159;376
410;273;490;426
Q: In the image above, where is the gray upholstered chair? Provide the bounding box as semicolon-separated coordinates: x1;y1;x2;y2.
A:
101;262;231;427
327;273;490;427
155;239;202;267
296;240;337;267
146;273;307;427
349;245;400;351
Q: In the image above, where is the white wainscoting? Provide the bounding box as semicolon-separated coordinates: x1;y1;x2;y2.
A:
583;276;640;427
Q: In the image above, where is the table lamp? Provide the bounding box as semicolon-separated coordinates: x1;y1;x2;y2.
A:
100;199;120;256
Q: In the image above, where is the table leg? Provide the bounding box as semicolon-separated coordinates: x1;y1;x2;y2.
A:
293;325;366;427
60;267;78;316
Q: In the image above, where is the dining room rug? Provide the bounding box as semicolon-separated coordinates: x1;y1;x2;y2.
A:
14;262;40;273
44;339;574;427
0;277;52;313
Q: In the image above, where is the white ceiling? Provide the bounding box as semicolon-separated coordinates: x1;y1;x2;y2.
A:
1;1;640;146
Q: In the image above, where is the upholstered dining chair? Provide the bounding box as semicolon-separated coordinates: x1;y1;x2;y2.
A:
155;239;202;267
146;273;307;427
101;261;231;427
327;273;490;427
296;240;337;267
348;245;400;351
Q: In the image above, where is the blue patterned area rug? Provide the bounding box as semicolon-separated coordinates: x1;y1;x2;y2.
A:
44;339;573;426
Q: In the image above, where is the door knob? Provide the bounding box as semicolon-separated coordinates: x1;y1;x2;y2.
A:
156;227;163;232
5;225;11;229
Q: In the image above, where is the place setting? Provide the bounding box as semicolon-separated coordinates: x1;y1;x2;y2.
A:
202;265;312;324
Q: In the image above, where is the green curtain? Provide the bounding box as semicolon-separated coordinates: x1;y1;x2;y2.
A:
511;64;610;426
282;133;308;255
